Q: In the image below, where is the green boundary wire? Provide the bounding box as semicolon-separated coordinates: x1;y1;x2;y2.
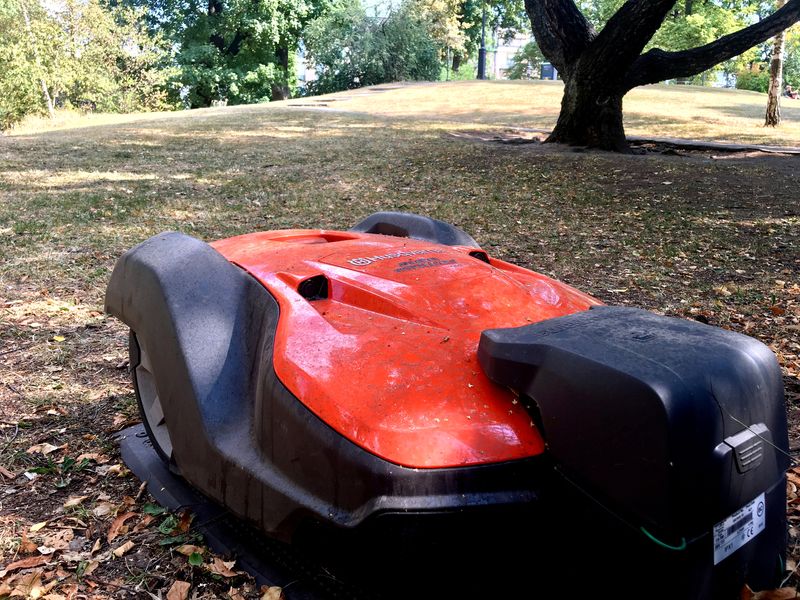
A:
640;526;687;551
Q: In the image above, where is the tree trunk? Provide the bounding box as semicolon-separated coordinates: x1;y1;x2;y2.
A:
765;0;787;127
21;2;55;120
452;52;462;72
546;76;629;152
270;46;291;101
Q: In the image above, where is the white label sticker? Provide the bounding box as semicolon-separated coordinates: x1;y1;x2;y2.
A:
713;492;766;565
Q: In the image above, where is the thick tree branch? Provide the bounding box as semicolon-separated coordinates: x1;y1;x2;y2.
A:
524;0;595;73
626;0;800;89
587;0;677;79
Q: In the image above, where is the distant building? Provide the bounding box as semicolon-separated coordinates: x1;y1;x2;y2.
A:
489;33;530;80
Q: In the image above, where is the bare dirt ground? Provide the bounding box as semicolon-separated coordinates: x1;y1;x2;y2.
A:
1;86;799;598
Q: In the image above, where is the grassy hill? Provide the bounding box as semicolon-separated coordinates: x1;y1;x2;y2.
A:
11;80;800;146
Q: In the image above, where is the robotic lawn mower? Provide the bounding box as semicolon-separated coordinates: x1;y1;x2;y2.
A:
106;212;789;598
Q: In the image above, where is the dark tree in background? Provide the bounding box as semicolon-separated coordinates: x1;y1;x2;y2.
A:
527;0;800;151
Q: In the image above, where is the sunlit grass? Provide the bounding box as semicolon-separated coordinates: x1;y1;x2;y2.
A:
8;80;800;146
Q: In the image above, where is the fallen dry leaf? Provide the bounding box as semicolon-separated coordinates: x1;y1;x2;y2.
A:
228;587;246;600
75;453;110;464
752;589;799;600
107;512;136;542
91;539;101;555
177;509;193;533
175;544;204;556
40;528;73;551
92;501;117;518
112;540;135;557
207;557;239;578
261;586;283;600
133;514;155;532
0;554;49;577
29;521;48;533
83;560;99;576
19;531;38;554
26;443;63;455
96;464;128;477
63;495;89;509
166;580;191;600
0;465;16;479
10;570;44;598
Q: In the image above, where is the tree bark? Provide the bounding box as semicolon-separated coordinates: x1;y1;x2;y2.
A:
452;52;462;72
270;45;291;101
547;75;627;152
766;0;787;127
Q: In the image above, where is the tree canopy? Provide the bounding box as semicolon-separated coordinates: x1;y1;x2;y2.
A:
0;0;174;129
303;0;441;94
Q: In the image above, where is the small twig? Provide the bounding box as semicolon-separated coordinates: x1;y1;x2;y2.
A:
0;423;19;456
0;345;31;357
82;574;144;594
5;383;22;396
134;480;147;502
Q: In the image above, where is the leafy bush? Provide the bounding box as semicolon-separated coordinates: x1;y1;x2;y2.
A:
506;41;545;80
303;0;441;95
736;68;770;94
0;0;175;130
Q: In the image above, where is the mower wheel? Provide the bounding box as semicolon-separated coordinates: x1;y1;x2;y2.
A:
129;330;173;463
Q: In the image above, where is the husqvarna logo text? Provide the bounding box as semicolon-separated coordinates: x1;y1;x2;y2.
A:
348;248;445;266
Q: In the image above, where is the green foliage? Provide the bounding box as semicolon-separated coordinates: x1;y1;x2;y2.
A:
303;0;441;95
733;24;800;93
506;41;545;80
783;26;800;87
125;0;331;106
0;0;175;129
735;67;770;92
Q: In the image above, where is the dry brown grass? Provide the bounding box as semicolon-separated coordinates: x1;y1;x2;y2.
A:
291;80;800;146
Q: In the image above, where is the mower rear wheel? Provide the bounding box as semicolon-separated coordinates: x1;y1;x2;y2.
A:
129;330;173;463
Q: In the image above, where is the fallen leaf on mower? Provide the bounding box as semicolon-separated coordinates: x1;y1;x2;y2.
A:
166;580;191;600
63;495;89;508
261;586;283;600
177;509;193;533
107;512;137;542
112;541;135;557
752;589;799;600
0;554;49;577
175;544;204;556
207;557;239;577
